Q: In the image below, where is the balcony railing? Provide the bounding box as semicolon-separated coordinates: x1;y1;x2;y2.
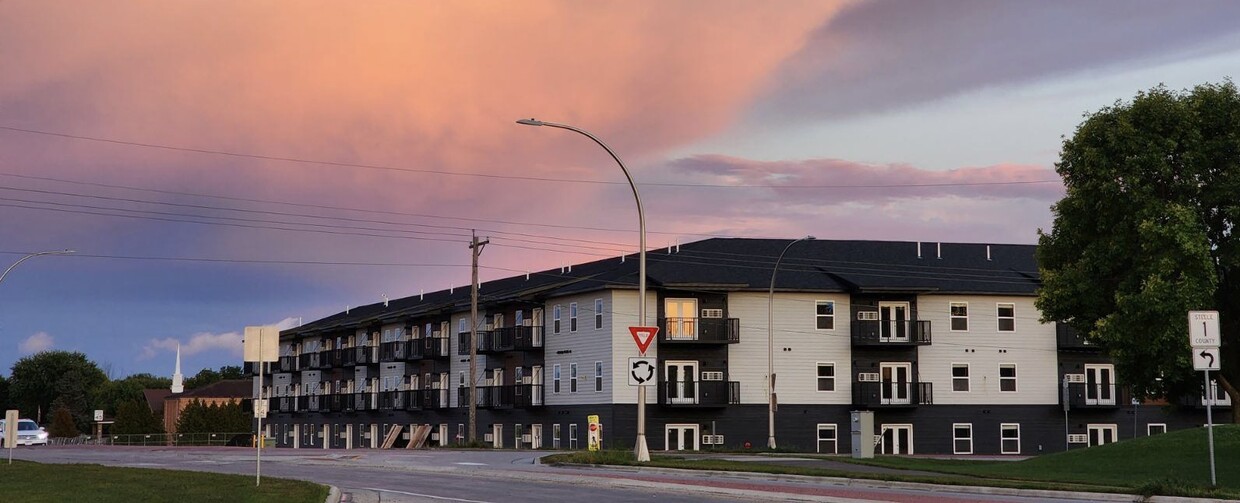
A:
658;380;739;407
851;320;932;346
378;390;426;410
458;384;545;409
298;353;322;370
353;345;379;365
352;392;377;411
420;388;450;409
657;318;740;344
1057;324;1099;351
325;393;355;412
461;326;546;354
1064;382;1129;409
275;396;297;413
416;337;452;359
296;395;328;413
316;350;336;369
278;356;299;372
852;381;934;407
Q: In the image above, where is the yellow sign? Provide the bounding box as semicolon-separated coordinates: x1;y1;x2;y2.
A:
587;414;601;451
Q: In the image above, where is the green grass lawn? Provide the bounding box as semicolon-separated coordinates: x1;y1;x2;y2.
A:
546;425;1240;499
0;461;328;503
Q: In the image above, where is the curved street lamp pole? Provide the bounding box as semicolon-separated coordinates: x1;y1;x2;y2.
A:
0;249;75;286
516;118;650;462
768;236;814;450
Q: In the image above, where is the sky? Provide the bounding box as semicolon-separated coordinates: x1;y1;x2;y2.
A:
2;0;1240;379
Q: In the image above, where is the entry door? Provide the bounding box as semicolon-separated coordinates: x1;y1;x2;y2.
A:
532;308;544;346
1088;424;1117;446
321;425;330;450
664;424;700;451
879;424;914;454
344;424;353;449
292;424;300;449
531;366;544;406
880;362;912;405
879;302;910;342
665;361;698;405
664;298;698;340
531;424;543;449
1085;365;1115;406
492;424;503;449
438;373;449;407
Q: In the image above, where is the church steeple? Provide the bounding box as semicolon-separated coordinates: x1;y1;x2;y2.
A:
170;343;184;394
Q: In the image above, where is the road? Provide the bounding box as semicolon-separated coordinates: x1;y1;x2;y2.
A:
8;446;1128;503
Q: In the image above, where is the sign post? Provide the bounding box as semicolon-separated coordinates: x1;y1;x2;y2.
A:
243;325;279;486
5;409;17;465
629;325;658;462
1188;311;1220;486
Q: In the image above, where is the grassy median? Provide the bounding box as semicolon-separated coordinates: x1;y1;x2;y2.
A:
0;461;328;503
544;425;1239;500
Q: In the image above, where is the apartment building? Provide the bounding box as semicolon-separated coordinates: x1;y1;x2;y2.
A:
258;238;1226;455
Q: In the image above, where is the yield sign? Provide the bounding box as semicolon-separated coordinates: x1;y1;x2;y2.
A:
629;326;659;355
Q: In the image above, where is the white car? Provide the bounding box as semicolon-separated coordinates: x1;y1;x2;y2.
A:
0;418;49;446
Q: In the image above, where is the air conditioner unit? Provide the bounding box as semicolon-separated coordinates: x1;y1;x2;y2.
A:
857;311;879;321
701;309;723;319
857;373;881;382
484;433;493;442
701;371;724;381
1064;374;1086;383
521;434;533;443
1067;434;1088;444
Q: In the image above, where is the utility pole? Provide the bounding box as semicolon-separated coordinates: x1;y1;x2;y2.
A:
468;230;488;444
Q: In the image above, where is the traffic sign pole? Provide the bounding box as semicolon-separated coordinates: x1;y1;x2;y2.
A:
1187;311;1219;486
1205;369;1216;486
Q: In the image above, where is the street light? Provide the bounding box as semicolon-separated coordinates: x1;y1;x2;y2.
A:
0;249;75;286
516;118;651;462
768;236;814;450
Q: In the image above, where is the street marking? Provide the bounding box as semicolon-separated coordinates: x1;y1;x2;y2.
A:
454;462;487;466
361;487;494;503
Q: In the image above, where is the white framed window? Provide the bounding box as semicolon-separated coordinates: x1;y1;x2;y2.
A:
816;363;835;391
515;310;524;326
569;424;578;449
953;423;973;454
553;364;561;394
1147;423;1167;435
570;363;578;393
950;302;969;331
1000;423;1020;454
594;362;603;392
996;303;1015;332
999;364;1017;392
594;299;604;329
553;305;562;334
815;301;835;330
952;363;970;392
552;424;561;449
816;424;837;454
569;302;578;332
459;318;468;334
459;371;465;387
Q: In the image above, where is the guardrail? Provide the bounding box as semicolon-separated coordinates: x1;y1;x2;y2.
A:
67;432;256;446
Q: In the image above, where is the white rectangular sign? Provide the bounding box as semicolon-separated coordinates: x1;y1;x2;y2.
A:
253;399;269;419
1194;347;1221;371
628;357;657;387
243;326;280;363
1188;311;1220;348
4;410;17;448
94;409;104;422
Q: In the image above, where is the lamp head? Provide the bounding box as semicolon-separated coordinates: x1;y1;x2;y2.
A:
516;118;545;126
805;236;816;241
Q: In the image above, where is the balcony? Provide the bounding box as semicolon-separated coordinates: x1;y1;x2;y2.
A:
298;353;322;370
462;326;546;355
459;384;546;409
315;350;335;369
326;393;354;412
278;356;299;372
851;320;932;347
1064;382;1130;409
352;392;378;411
657;318;740;344
275;396;297;413
419;388;451;409
296;395;327;412
339;348;356;367
352;345;379;366
658;380;739;407
410;337;451;360
1057;324;1100;351
852;381;934;408
379;390;426;410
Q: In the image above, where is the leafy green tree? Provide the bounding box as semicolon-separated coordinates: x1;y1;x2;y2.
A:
176;400;250;435
1037;81;1240;421
183;365;246;390
96;373;172;417
46;402;80;438
8;351;107;430
0;375;9;410
112;400;165;435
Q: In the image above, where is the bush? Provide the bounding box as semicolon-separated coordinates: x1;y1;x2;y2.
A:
47;405;80;438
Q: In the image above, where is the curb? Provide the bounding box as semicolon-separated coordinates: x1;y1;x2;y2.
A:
325;485;341;503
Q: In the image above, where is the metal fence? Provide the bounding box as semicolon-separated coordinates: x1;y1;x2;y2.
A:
47;432;254;447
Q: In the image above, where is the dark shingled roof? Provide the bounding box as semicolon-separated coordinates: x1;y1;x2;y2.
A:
285;238;1039;337
174;379;252;399
142;389;171;413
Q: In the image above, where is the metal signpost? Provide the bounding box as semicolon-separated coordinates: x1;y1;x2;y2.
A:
243;325;279;486
1188;310;1220;486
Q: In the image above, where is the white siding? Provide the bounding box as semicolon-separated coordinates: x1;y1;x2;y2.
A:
727;292;852;405
607;290;658;405
544;290;649;405
917;295;1057;404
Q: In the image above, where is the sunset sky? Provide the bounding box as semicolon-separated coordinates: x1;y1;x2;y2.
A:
3;1;1239;378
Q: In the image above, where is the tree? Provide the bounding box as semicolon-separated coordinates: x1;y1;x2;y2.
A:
176;399;249;435
8;351;107;429
1037;81;1240;421
96;373;172;417
183;365;245;390
46;402;80;438
0;375;9;410
112;400;164;435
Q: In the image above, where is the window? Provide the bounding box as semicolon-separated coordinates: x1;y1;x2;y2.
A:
816;424;837;454
569;424;578;449
999;364;1017;392
950;302;968;331
553;364;561;393
594;299;604;329
953;423;973;454
570;363;578;393
1148;423;1167;435
594;362;603;392
553;305;562;334
816;363;835;391
459;318;468;334
1000;423;1020;454
459;371;465;387
515;310;524;326
952;364;970;392
552;424;561;449
816;301;835;330
997;303;1015;332
569;302;578;332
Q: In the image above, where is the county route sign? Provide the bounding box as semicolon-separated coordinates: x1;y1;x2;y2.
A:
1188;311;1220;348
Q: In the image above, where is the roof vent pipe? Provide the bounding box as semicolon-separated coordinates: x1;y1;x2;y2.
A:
937;242;942;260
383;294;389;307
917;241;922;259
346;305;350;314
420;289;424;301
986;245;992;261
676;241;680;253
